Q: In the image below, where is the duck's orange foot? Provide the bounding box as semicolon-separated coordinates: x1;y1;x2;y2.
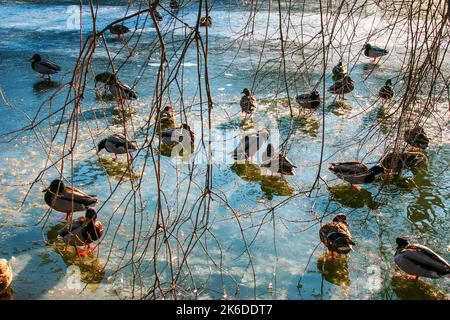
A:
77;248;88;257
351;184;362;191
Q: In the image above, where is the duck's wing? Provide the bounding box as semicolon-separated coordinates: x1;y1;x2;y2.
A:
62;186;98;206
108;134;128;148
329;162;368;175
40;59;61;72
279;154;297;169
400;245;450;275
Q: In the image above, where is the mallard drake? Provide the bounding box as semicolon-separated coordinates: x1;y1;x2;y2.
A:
160;123;195;146
380;150;427;174
404;127;429;150
394;237;450;280
240;88;257;120
233;128;270;161
295;91;321;110
328;75;355;99
170;0;180;10
329;161;385;190
332;61;347;82
261;143;296;175
58;208;104;257
157;106;175;128
319;214;355;259
97;133;138;160
109;24;130;38
30;54;61;81
200;16;212;27
379;79;394;100
106;74;138;101
0;259;13;294
364;43;388;62
153;10;163;21
43;179;98;221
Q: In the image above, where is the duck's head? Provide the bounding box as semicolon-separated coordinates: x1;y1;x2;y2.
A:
44;179;65;194
85;207;98;220
396;237;409;248
364;43;372;50
31;54;41;62
163;106;173;112
97;138;107;152
385;79;392;86
311;90;320;98
241;88;251;96
369;164;385;176
333;214;348;224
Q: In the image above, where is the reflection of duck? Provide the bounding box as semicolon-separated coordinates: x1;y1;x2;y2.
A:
98;157;140;180
394;237;450;281
317;253;350;287
329;161;385;190
43;179;98;221
391;275;448;300
33;80;59;92
0;259;13;295
58;208;103;257
230;163;293;199
319;214;355;259
328;184;382;209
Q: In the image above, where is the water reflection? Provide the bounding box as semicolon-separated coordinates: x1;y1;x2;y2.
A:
98;157;140;181
33;80;59;93
316;253;350;287
278;115;319;138
46;223;105;287
231;162;294;199
391;275;448;300
328;184;382;209
327;101;352;116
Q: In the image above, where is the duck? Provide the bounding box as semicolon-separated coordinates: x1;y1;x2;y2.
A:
295;90;321;110
332;61;347;82
153;10;163;21
363;43;388;62
97;133;138;160
106;74;138;101
319;214;355;259
404;126;429;150
43;179;98;221
200;16;212;27
233;128;270;161
109;24;130;38
0;259;13;295
240;88;257;120
379;79;394;100
30;54;61;81
170;0;180;10
160;123;195;146
394;237;450;281
261;143;296;175
157;106;175;128
58;208;104;257
328;161;385;190
380;150;427;174
328;75;355;99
